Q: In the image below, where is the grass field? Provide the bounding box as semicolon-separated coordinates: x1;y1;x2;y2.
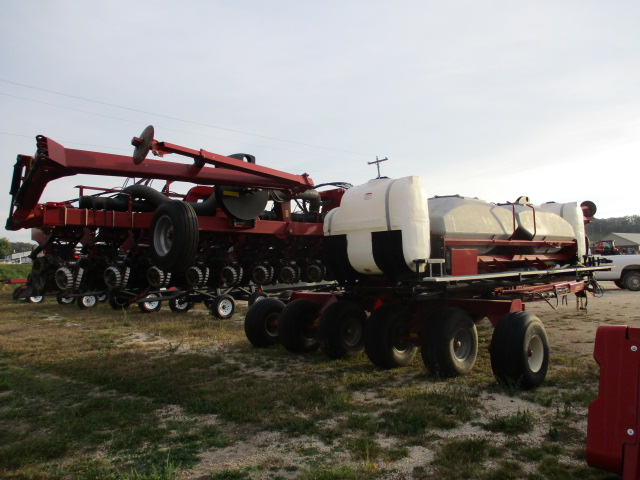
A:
0;289;621;480
0;263;31;282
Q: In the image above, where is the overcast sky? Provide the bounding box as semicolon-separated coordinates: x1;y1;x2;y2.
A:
1;0;639;243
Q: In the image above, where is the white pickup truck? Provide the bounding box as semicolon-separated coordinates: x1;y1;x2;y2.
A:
596;255;640;291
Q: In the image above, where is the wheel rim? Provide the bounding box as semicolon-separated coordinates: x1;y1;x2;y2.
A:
341;316;363;347
393;338;411;352
300;314;317;340
265;312;279;337
29;296;44;303
154;215;173;256
527;334;545;373
628;275;640;289
60;296;74;304
176;300;187;310
174;298;189;310
144;294;160;310
392;321;411;353
82;296;97;308
452;327;473;361
218;298;234;316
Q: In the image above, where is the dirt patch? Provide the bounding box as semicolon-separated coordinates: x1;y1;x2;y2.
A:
177;282;638;479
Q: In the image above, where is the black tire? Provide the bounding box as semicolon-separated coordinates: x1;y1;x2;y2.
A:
421;307;478;378
30;259;49;295
278;298;320;353
169;297;194;313
150;201;199;273
77;295;98;309
364;303;417;368
490;311;549;390
56;293;75;305
211;294;236;319
12;286;25;300
54;267;74;290
108;293;130;310
248;291;268;307
244;297;285;347
318;301;367;359
622;271;640;291
278;265;300;284
138;294;162;313
614;279;626;289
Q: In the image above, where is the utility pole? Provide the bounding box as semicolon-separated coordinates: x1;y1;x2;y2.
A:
368;156;388;178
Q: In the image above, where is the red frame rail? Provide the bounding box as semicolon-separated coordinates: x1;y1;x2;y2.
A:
7;134;315;230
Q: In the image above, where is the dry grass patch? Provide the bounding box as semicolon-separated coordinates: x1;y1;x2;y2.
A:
0;290;628;479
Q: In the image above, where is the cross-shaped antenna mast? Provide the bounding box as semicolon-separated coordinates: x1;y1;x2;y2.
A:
368;156;388;179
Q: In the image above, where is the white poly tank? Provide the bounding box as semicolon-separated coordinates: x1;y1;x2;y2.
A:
428;196;515;241
323;176;430;275
511;205;577;244
536;202;587;262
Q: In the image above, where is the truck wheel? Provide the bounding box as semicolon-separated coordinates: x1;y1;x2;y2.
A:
138;294;162;313
28;295;45;304
150;201;199;273
244;297;285;347
622;271;640;291
278;299;320;353
78;295;98;309
318;301;367;359
56;292;75;305
211;294;236;319
364;303;417;368
169;297;194;313
614;279;626;289
421;307;478;378
490;312;549;390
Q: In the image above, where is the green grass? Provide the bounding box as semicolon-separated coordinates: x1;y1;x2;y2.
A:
483;409;534;435
381;385;480;438
0;355;229;477
429;438;499;479
0;263;31;282
299;463;381;480
0;292;619;479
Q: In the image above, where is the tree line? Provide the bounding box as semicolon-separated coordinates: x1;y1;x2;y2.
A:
0;239;36;257
585;215;640;240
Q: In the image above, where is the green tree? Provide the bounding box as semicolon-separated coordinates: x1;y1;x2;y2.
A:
0;237;11;257
10;242;35;253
